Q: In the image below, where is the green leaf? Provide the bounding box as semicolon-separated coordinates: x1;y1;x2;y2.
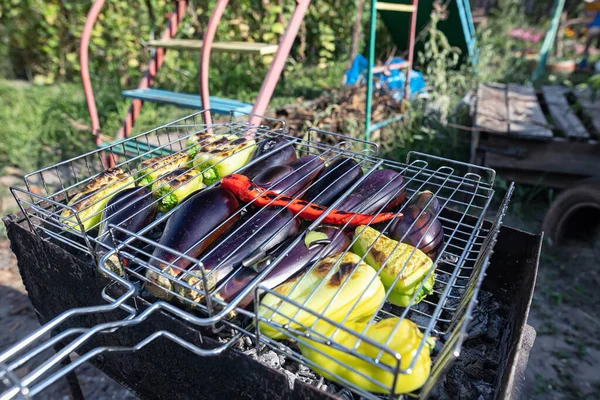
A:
272;22;285;35
322;42;335;52
263;32;275;41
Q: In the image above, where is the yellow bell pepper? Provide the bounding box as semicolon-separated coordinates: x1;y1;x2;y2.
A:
298;317;433;394
352;226;435;307
258;252;385;339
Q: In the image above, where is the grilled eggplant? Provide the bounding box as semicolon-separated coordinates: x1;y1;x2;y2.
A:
61;167;135;232
258;251;385;339
389;190;444;258
95;187;158;275
252;156;324;197
336;169;406;214
145;187;240;299
187;132;255;185
254;227;351;289
412;190;442;214
241;136;297;179
151;168;205;213
135;152;191;188
212;226;351;310
178;207;301;304
302;158;363;206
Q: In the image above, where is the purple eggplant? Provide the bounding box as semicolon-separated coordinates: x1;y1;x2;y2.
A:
213;226;351;310
242;137;297;179
413;190;442;214
302;158;364;207
389;191;444;258
96;187;159;275
252;155;324;197
145;187;240;299
336;169;406;214
177;207;301;303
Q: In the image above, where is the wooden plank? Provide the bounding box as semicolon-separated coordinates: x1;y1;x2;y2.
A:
506;84;553;138
375;2;416;12
147;39;279;55
475;83;508;133
479;135;600;187
541;85;589;139
573;87;600;137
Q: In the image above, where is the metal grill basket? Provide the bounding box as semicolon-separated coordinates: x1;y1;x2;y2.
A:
3;110;513;400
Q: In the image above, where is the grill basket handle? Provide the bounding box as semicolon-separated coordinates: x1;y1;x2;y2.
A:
0;257;243;400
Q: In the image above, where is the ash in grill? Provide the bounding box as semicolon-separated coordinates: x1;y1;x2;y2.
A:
1;110;519;400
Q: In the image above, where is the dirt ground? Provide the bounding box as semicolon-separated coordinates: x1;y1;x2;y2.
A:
504;206;600;400
0;200;598;399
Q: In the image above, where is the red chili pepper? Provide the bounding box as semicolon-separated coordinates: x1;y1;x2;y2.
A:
221;174;402;226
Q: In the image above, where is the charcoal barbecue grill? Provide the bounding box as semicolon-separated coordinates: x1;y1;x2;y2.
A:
0;110;539;400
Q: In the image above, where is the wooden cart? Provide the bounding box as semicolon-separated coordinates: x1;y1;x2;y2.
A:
472;83;600;242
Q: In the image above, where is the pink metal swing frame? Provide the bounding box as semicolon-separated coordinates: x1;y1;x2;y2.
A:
80;0;310;152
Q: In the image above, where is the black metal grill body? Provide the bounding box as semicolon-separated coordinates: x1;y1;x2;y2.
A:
4;208;540;400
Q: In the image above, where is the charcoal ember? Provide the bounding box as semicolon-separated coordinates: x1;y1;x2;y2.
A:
428;376;450;400
243;347;257;357
283;369;297;389
486;323;500;341
433;337;443;353
460;385;474;399
406;301;434;328
381;301;397;315
235;335;253;352
435;269;451;283
484;359;499;383
442;365;475;400
296;374;318;386
443;295;462;312
324;381;341;394
258;350;281;369
437;257;459;272
335;388;355;400
474;381;493;399
429;289;508;400
297;363;316;378
464;357;485;380
485;312;503;341
409;312;433;330
467;292;499;340
313;376;325;388
467;311;488;340
440;368;468;399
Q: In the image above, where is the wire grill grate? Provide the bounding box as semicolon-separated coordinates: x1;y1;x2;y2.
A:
4;110;512;400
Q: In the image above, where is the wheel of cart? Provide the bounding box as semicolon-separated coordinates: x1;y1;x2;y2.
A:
472;82;600;244
542;179;600;244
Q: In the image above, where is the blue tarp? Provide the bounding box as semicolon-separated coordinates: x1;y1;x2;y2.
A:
344;55;426;100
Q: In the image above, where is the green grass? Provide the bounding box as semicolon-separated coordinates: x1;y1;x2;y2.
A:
0;80;195;173
534;373;554;393
0;80;100;172
0;62;347;174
